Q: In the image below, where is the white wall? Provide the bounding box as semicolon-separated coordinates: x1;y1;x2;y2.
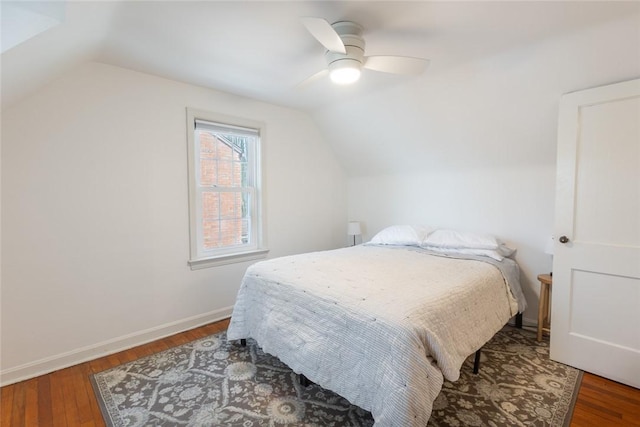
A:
348;165;555;325
0;62;347;384
331;14;640;325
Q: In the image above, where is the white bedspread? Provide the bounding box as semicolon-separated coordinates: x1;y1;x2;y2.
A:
227;245;520;426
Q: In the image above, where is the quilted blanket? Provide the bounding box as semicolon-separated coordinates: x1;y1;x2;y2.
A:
227;245;521;426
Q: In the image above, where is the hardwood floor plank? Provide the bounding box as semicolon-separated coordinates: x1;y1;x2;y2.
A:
184;329;204;342
37;375;54;427
571;373;640;427
1;383;15;426
88;354;113;375
1;319;638;426
104;353;124;370
131;341;161;359
580;377;640;415
60;368;81;426
118;348;141;364
24;378;39;426
577;396;623;420
73;364;95;425
571;410;615;427
147;339;171;354
166;333;192;348
82;362;107;427
49;370;68;427
10;380;26;426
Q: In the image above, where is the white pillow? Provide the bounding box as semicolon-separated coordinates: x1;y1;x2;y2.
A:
369;225;431;246
496;243;516;258
422;229;499;250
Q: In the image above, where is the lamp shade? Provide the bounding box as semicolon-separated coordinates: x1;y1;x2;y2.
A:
347;221;362;236
544;236;555;255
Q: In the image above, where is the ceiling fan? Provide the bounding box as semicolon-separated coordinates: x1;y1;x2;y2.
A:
298;17;430;87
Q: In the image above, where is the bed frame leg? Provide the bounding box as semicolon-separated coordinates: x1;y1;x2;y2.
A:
515;312;523;329
299;374;312;387
240;339;246;347
473;349;481;374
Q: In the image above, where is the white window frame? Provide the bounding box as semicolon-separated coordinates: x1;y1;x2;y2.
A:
186;108;268;269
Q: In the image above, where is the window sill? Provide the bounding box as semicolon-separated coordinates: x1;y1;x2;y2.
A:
188;248;270;270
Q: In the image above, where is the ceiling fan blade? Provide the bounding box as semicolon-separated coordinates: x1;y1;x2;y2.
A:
296;69;329;89
364;56;430;75
301;17;346;54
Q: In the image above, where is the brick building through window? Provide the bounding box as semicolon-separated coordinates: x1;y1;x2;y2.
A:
198;132;248;249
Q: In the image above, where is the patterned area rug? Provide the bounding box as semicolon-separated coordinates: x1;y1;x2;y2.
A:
91;326;581;426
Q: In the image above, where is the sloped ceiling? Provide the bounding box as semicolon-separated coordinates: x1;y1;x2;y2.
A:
2;1;639;175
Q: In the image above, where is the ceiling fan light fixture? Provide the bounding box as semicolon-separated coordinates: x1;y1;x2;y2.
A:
298;17;429;89
328;59;362;85
330;67;361;85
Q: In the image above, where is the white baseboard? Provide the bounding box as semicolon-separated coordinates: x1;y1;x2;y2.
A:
0;306;233;387
521;316;537;329
507;316;538;330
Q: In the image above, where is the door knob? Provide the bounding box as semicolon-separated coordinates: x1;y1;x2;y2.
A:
559;236;569;244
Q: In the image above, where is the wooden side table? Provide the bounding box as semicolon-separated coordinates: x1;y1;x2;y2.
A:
537;274;553;341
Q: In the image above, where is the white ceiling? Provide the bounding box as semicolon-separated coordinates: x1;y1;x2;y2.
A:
2;1;637;112
2;1;639;176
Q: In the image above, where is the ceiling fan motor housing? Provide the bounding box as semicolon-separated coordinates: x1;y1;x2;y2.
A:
325;21;365;71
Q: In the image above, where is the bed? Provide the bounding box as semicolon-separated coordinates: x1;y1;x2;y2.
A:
227;229;526;426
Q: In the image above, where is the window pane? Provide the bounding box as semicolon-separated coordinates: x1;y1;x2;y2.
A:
219;192;240;220
241;219;250;244
200;159;215;187
203;220;221;249
220;219;243;246
198;132;217;158
234;160;246;187
217;160;233;187
198;130;251;189
241;192;250;219
202;192;219;219
201;190;251;250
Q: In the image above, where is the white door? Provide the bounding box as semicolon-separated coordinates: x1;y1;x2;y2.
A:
551;79;640;388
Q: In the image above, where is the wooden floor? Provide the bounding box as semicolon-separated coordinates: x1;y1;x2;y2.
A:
1;319;639;426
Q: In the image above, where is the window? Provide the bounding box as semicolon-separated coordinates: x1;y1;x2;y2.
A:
186;109;267;269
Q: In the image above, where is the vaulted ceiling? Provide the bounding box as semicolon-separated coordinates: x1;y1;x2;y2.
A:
3;1;639;175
